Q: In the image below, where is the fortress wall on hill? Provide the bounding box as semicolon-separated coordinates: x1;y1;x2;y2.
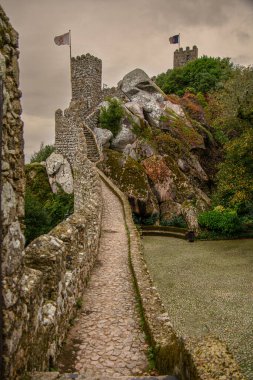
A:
0;7;103;377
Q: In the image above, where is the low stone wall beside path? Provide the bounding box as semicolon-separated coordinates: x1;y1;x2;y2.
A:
97;169;245;380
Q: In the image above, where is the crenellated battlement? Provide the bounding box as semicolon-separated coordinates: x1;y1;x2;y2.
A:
174;45;198;68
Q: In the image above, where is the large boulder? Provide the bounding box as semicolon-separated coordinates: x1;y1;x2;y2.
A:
46;153;73;194
94;127;113;148
131;92;164;128
119;68;163;97
119;68;187;129
111;126;136;152
124;101;145;120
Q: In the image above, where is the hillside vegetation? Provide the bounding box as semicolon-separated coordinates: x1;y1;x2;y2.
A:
155;58;253;236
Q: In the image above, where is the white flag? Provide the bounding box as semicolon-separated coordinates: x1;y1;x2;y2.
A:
54;32;70;46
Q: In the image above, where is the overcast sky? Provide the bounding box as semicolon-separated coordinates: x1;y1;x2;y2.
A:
1;0;253;161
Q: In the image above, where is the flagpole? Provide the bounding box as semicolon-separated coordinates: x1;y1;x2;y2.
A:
69;29;72;96
179;33;181;49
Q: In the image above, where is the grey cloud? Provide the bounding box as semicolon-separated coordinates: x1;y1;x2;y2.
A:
235;31;251;41
232;54;252;65
1;0;253;158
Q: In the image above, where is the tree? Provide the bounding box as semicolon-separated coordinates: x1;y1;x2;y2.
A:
155;56;233;96
30;142;55;163
207;66;253;138
214;129;253;212
99;98;124;137
207;66;253;214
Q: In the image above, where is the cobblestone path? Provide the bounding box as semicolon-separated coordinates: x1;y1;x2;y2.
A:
58;181;149;377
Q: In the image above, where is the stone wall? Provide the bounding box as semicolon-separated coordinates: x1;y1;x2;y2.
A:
0;6;26;378
0;8;103;377
9;133;102;378
55;107;79;167
174;46;198;68
102;86;129;101
20;175;102;375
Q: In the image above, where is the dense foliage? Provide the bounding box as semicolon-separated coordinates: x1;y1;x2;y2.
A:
155;57;253;235
207;66;253;214
99;98;124;137
30;142;55;163
25;163;74;245
198;65;253;236
155;56;233;96
198;206;242;236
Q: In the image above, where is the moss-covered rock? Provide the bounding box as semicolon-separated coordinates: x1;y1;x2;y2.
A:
155;132;183;157
99;149;158;217
160;109;205;149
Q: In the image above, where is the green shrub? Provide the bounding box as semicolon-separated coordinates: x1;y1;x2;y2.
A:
198;206;242;235
24;190;51;244
44;187;74;228
30;143;55;163
25;164;74;245
99;98;124;137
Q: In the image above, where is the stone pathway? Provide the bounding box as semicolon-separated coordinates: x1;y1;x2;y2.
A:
58;181;149;377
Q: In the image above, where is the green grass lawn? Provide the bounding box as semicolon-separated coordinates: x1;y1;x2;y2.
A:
143;237;253;379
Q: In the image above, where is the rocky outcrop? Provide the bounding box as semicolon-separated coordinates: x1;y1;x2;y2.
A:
93;69;215;229
99;149;159;217
46;152;73;194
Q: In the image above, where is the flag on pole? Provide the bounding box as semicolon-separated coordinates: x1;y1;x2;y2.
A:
169;34;180;44
54;32;70;46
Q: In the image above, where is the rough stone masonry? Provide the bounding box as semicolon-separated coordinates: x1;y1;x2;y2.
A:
0;6;103;378
0;5;26;378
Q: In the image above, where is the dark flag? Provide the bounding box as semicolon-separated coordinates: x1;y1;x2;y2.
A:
169;34;180;44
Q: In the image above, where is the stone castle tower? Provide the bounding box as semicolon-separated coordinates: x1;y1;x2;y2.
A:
55;53;102;165
174;45;198;68
71;53;102;107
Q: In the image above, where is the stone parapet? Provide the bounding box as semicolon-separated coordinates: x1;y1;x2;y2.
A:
10;139;103;377
18;208;102;375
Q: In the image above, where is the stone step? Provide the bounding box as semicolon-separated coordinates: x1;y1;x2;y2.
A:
29;373;177;380
82;126;101;163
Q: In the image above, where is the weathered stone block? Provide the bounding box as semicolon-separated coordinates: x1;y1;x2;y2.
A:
25;235;66;300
